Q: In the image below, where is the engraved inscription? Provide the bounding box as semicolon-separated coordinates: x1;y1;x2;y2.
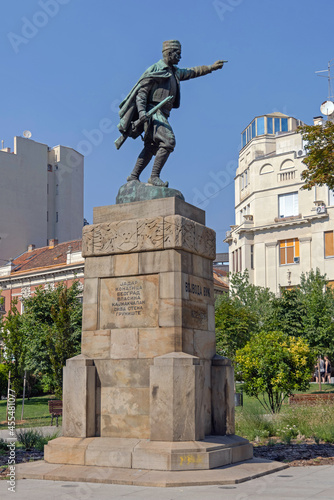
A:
185;281;211;298
112;280;145;317
100;275;159;329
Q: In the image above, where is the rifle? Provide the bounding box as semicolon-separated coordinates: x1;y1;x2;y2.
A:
114;95;173;150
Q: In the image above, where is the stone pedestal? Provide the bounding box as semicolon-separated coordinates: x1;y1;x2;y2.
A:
45;197;252;471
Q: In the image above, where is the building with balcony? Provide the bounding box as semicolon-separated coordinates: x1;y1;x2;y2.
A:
225;112;334;294
0;136;84;263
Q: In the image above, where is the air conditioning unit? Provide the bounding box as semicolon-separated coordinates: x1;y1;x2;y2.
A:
316;205;327;214
294;257;300;264
297;149;306;157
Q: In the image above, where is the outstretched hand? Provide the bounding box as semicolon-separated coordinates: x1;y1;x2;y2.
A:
211;60;227;71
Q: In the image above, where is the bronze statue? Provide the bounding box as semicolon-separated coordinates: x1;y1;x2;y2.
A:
115;40;226;187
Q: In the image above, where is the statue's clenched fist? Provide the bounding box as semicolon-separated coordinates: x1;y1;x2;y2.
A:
211;60;227;71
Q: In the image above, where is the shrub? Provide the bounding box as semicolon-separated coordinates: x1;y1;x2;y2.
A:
15;428;59;451
236;331;314;413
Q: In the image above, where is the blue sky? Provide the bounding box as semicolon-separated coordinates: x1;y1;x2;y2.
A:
1;0;333;252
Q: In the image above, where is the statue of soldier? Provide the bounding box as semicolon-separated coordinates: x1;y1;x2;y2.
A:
116;40;226;187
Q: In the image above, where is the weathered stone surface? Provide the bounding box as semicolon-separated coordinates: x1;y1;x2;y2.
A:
82;214;215;259
211;355;235;435
95;359;153;388
85;438;140;468
84;255;114;278
93;197;205;225
116;181;185;204
110;328;139;358
81;330;111;359
101;414;150;439
100;275;159;330
62;355;96;438
150;352;205;442
44;437;93;465
138;327;182;358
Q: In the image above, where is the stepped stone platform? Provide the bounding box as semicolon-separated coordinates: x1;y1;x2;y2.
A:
17;458;288;487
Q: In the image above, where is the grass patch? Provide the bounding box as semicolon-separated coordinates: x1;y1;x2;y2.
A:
0;395;60;429
236;383;334;443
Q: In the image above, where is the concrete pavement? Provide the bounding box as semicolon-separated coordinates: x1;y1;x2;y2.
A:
1;465;333;499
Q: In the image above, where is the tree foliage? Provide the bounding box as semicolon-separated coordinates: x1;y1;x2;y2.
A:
0;299;26;394
215;270;275;360
299;269;334;359
21;281;82;396
215;294;257;360
298;121;334;190
236;331;314;413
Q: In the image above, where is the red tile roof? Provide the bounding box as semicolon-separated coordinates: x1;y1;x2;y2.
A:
10;240;82;274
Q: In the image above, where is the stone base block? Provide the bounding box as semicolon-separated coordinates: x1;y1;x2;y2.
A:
44;435;252;471
17;458;288;487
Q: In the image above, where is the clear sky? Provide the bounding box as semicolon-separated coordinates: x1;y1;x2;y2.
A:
1;0;333;252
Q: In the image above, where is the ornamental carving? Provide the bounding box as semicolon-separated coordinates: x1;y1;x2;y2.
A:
82;215;215;260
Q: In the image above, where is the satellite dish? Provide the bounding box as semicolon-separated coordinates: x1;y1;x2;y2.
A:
23;130;32;139
320;101;334;116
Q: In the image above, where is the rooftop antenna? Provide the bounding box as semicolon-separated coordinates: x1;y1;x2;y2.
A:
316;58;334;121
23;130;32;139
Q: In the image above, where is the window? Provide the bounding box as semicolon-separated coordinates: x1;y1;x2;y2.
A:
56;212;58;223
251;245;254;269
274;118;280;133
279;238;299;265
47;164;52;172
329;189;334;206
245;169;248;187
325;231;334;258
281;118;288;132
257;117;265;135
251;120;256;138
241;174;244;190
278;192;298;217
267;117;273;134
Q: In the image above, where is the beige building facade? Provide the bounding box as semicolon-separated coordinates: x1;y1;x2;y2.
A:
225;112;334;294
0;136;84;263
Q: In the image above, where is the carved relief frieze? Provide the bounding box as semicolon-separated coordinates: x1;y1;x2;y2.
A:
82;215;215;260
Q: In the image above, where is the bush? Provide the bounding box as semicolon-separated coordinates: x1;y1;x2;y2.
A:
236;331;314;413
15;428;59;450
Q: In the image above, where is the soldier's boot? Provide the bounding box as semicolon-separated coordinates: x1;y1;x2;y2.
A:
127;146;154;182
148;148;170;187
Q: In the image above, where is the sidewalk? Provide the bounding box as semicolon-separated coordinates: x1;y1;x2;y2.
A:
1;465;333;499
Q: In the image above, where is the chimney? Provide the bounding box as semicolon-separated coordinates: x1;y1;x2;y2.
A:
48;239;58;248
27;244;35;252
313;116;323;126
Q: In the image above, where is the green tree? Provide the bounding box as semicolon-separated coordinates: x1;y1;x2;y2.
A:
299;269;334;359
298;121;334;190
0;299;26;394
22;281;82;396
229;270;275;327
215;294;257;360
268;288;305;337
236;331;314;413
47;285;82;399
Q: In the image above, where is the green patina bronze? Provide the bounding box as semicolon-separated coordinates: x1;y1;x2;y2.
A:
115;40;226;192
116;180;185;205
